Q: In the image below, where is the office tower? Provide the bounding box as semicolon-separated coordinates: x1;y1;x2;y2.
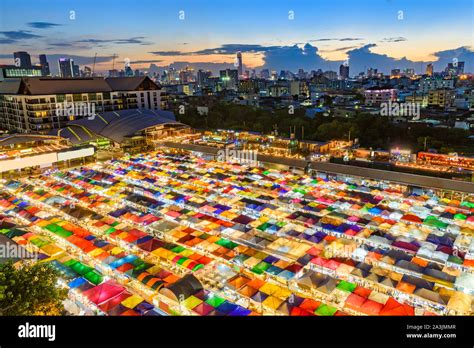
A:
446;61;465;76
339;64;349;79
219;69;238;90
367;68;377;78
197;69;211;88
58;58;74;77
260;69;270;79
404;68;415;77
39;54;50;76
72;63;80;77
236;51;243;77
391;69;401;77
125;65;134;77
13;51;32;68
426;63;434;76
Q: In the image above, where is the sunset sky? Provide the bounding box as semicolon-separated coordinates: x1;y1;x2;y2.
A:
0;0;472;74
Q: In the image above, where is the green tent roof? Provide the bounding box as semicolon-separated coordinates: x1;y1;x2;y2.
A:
337;280;357;293
315;303;338;316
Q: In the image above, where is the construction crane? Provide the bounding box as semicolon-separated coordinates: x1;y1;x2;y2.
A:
92;53;97;76
112;53;117;71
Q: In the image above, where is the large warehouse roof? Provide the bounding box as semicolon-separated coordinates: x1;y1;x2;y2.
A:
51;108;185;144
0;76;160;95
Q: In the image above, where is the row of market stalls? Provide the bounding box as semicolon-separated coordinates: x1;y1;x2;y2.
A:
1;149;473;316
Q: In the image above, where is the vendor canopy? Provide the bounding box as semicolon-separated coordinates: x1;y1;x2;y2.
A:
159;274;203;302
83;281;125;305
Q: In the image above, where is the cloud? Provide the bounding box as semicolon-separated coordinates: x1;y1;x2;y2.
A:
320;46;360;52
114;37;150;45
381;37;407;42
431;46;474;73
149;44;283;57
27;22;62;29
149;50;187;56
0;38;17;44
76;37;152;46
310;37;363;42
261;43;334;72
257;42;474;74
0;30;42;40
130;59;163;64
48;42;75;47
191;44;280;55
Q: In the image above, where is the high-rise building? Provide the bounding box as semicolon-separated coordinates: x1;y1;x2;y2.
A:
58;58;74;78
426;63;434;76
72;63;80;78
236;51;243;78
260;69;270;79
403;68;415;77
339;64;349;79
13;51;32;68
367;68;377;78
323;70;338;80
39;54;50;76
391;69;401;77
446;61;465;76
125;66;134;77
219;69;238;90
197;69;212;88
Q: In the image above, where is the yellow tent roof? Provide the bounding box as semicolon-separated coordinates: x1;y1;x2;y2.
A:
121;294;144;309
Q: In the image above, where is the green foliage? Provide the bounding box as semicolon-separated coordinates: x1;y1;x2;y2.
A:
0;261;68;315
174;102;472;153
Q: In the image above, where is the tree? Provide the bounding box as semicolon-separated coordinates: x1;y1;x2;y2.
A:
0;261;68;315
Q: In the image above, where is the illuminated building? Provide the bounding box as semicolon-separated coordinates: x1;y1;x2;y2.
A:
339;64;349;80
426;63;434;76
13;51;32;68
363;87;398;105
428;89;455;108
58;58;75;78
0;76;162;133
236;51;243;78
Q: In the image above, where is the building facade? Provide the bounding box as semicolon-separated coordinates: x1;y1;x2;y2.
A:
0;76;162;133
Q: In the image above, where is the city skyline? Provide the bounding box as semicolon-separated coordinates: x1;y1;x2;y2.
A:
0;0;473;75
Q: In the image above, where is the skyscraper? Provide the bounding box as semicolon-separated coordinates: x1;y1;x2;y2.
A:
339;64;349;79
72;63;80;78
197;69;211;88
426;63;434;76
13;51;32;68
58;58;74;78
236;51;243;78
39;54;50;76
446;61;465;76
219;69;238;90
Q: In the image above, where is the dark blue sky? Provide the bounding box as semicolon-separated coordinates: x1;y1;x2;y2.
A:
0;0;472;74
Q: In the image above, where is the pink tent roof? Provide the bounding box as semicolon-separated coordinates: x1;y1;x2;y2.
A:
83;281;125;305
